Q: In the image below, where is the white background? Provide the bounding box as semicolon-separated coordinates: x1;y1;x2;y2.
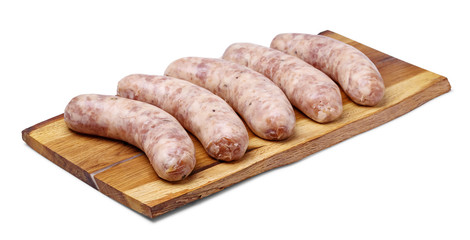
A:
1;0;469;239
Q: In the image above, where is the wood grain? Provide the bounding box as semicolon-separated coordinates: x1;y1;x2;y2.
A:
22;30;451;218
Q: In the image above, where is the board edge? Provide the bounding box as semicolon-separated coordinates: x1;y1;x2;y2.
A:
22;114;98;189
95;177;153;218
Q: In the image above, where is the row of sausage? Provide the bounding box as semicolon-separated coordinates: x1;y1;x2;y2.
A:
64;33;385;181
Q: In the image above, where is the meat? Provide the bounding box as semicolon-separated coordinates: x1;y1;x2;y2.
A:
117;74;249;161
270;33;385;106
222;43;343;123
64;94;196;181
164;57;296;140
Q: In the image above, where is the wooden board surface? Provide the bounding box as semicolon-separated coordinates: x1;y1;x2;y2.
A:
22;30;451;218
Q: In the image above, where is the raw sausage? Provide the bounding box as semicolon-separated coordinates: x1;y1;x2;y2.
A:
164;57;296;140
117;74;249;161
118;74;248;161
164;57;295;140
270;33;385;106
64;94;196;181
222;43;342;123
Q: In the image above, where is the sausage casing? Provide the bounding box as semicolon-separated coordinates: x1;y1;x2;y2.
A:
64;94;196;181
222;43;343;123
117;74;249;161
271;33;385;106
164;57;296;140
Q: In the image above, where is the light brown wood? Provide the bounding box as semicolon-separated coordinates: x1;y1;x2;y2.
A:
22;30;451;218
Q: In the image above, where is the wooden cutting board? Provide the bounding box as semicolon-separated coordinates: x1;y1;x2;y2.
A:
22;30;451;218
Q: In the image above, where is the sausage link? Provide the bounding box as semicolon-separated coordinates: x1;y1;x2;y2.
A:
164;57;295;140
64;94;195;181
117;74;249;161
271;33;385;106
222;43;342;123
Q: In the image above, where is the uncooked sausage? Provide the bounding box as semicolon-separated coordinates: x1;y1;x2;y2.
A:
222;43;342;123
164;57;296;140
270;33;385;106
117;74;249;161
64;94;196;181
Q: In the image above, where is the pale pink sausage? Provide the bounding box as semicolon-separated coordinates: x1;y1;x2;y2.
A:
271;33;385;106
222;43;342;123
117;74;249;161
64;94;196;181
164;57;295;140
